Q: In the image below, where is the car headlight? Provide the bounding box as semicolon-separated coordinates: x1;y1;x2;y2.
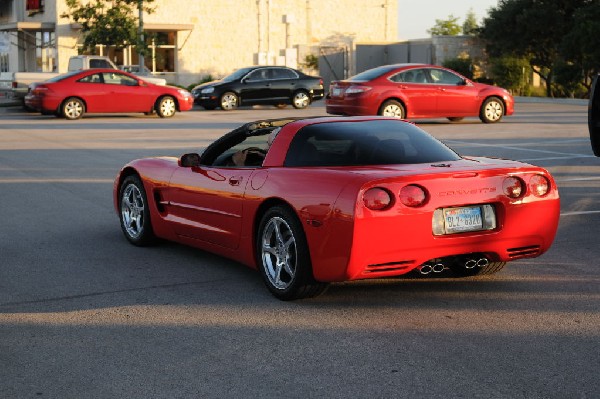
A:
201;87;215;94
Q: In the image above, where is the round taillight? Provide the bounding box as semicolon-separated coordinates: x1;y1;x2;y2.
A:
529;174;550;197
399;185;427;207
503;176;525;198
363;188;392;211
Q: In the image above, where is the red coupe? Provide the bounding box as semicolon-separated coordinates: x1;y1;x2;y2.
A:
114;116;559;300
326;64;514;123
24;69;194;120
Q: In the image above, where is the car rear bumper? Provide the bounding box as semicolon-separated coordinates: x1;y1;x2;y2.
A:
325;97;375;115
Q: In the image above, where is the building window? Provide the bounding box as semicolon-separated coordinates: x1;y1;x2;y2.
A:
26;0;44;15
36;31;56;72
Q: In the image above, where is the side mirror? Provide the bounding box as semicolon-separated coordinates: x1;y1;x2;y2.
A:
179;153;201;167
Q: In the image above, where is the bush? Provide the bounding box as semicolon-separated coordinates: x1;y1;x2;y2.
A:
490;56;530;95
443;58;473;79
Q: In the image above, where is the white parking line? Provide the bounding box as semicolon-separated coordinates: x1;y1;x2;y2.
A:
561;210;600;216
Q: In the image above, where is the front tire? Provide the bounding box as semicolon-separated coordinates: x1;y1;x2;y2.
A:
292;90;310;109
378;100;405;118
256;206;328;300
480;97;504;123
155;96;176;118
62;97;85;120
220;92;239;110
119;175;157;246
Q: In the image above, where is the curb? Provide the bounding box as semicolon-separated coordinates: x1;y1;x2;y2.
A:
514;96;587;106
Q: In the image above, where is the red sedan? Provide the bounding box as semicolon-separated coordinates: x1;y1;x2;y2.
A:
114;117;559;300
326;64;514;123
24;69;194;120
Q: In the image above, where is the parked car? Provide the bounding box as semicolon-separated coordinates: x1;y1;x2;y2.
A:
24;69;194;120
191;66;324;110
326;63;514;123
114;116;559;300
588;73;600;156
118;65;167;86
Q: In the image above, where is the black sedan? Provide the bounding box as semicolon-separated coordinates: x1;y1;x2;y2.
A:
191;66;324;111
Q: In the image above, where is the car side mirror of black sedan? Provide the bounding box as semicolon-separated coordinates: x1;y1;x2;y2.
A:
179;153;201;167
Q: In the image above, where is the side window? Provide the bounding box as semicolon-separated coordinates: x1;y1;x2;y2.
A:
390;70;417;83
429;69;464;85
246;69;269;81
102;72;138;86
78;73;103;84
272;68;297;80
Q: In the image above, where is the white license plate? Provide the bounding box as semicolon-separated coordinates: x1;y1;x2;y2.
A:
332;88;342;97
443;206;483;234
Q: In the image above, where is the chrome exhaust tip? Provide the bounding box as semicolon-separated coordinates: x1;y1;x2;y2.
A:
419;264;433;275
464;259;477;269
432;263;445;273
477;258;489;267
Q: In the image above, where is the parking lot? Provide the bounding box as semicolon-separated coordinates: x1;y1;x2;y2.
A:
1;101;598;398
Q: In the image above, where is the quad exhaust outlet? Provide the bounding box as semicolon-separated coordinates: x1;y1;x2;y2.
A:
418;256;490;275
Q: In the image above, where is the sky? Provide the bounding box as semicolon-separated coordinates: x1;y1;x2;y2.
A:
397;0;500;40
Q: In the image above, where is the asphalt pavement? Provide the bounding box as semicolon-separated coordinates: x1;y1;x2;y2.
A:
0;101;598;398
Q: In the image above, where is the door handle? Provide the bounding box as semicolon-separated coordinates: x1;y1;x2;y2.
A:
229;176;243;186
399;85;408;89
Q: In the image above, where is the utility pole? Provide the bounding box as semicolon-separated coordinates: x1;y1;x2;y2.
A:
138;0;144;69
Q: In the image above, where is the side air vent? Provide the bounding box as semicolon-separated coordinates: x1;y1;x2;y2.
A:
364;260;415;274
507;245;541;258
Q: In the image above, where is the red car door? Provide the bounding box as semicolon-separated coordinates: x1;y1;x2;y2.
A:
165;166;256;249
100;72;153;113
72;72;110;112
427;68;480;116
388;69;437;117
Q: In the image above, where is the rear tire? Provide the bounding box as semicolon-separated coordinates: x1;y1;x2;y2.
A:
62;97;85;120
378;100;405;118
292;90;310;109
256;206;328;300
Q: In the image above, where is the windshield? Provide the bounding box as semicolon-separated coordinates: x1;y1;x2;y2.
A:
222;67;255;82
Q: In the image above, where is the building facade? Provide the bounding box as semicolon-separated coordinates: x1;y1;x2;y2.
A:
0;0;397;86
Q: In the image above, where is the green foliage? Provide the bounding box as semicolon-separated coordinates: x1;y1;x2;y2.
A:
553;61;584;98
428;15;462;36
62;0;155;54
186;75;215;92
462;9;479;36
490;56;530;95
480;0;589;97
442;58;473;79
302;54;319;71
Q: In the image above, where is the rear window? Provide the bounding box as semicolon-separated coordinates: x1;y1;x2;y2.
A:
284;120;460;167
348;65;400;82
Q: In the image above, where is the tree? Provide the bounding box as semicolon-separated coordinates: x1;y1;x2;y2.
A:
560;1;600;92
427;15;461;36
462;9;479;36
480;0;589;97
61;0;155;55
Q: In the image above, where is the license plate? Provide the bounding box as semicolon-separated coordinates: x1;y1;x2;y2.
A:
332;88;342;97
443;206;483;234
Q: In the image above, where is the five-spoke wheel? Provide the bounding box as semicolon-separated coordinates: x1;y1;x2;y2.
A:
119;175;156;246
257;206;327;300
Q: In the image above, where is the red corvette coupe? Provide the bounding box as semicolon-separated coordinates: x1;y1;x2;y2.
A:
114;116;559;300
326;64;514;123
24;69;194;120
